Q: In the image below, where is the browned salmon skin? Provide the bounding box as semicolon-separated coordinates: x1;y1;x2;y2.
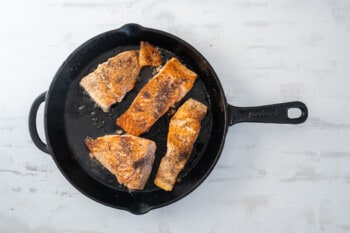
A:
139;41;162;67
116;57;198;136
154;98;207;191
80;50;141;112
85;134;157;190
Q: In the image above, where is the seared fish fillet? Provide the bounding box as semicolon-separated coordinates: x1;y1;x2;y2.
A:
154;98;207;191
85;134;156;190
80;50;141;113
117;57;197;136
139;41;162;67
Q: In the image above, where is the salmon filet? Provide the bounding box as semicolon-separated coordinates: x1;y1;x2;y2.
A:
85;134;157;190
154;98;207;191
116;57;198;136
80;50;141;113
139;41;162;67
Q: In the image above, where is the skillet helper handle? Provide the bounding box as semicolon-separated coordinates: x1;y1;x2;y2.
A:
228;101;308;126
29;92;50;154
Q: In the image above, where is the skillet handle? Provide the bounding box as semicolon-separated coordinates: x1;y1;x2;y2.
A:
29;92;50;154
228;101;308;126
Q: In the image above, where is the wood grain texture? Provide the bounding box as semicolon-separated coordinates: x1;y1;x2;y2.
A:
0;0;350;232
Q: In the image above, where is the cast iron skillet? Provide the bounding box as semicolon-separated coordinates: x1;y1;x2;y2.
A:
29;24;308;214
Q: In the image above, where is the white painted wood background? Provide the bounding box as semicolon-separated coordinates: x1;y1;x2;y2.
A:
1;0;350;232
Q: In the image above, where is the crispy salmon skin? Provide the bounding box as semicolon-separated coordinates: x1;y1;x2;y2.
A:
85;134;156;190
80;50;141;112
154;98;207;191
116;57;198;136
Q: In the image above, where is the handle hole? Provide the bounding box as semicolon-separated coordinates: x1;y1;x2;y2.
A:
36;103;46;144
288;108;302;119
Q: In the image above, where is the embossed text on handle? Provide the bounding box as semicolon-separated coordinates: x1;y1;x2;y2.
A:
247;108;278;119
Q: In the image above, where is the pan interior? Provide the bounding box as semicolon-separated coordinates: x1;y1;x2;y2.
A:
63;45;213;192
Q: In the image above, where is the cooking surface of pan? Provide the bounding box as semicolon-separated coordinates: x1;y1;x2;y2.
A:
64;46;213;192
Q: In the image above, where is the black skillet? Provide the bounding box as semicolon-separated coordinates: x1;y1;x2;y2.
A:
29;24;308;214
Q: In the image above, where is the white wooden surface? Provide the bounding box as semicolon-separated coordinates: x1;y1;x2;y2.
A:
1;0;350;232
